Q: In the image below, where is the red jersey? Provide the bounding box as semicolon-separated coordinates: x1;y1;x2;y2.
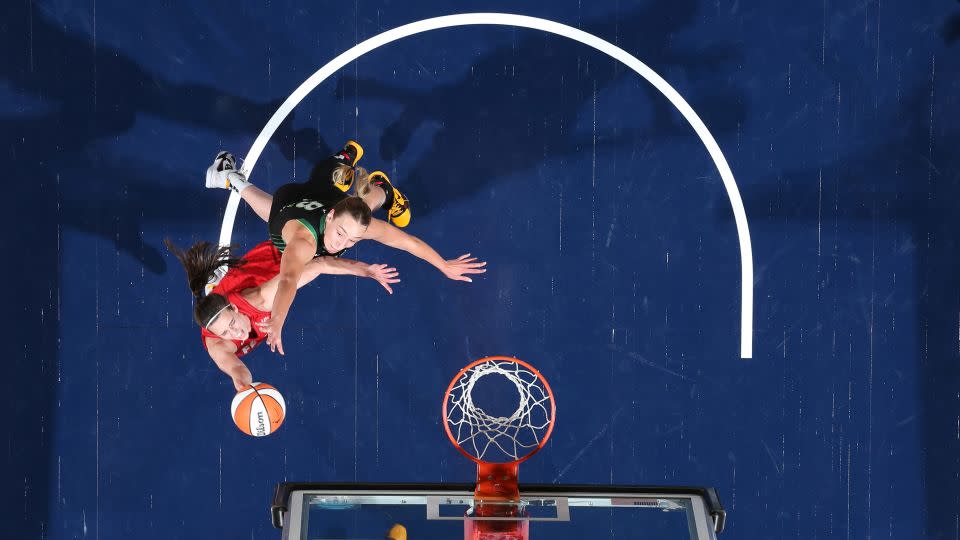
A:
212;241;282;294
200;241;281;357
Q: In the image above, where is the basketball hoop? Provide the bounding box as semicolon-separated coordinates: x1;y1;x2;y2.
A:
443;356;556;540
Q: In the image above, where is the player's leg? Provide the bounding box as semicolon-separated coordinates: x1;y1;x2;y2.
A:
205;152;273;222
306;140;364;192
318;142;411;227
300;141;405;225
358;177;386;211
362;170;411;227
238;184;273;223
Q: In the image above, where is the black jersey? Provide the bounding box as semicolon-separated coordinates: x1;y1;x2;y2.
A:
267;155;352;258
267;197;349;257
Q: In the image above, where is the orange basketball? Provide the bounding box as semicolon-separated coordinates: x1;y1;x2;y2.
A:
231;382;286;436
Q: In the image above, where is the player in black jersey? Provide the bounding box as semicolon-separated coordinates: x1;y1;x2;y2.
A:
206;141;486;355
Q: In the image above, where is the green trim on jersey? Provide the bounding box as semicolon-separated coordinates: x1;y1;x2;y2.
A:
270;215;326;254
296;218;319;244
270;234;287;253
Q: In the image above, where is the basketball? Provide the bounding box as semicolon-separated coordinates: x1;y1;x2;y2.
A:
231;382;286;436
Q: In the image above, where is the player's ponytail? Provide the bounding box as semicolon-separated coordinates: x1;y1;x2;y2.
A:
164;239;247;327
333;164;368;192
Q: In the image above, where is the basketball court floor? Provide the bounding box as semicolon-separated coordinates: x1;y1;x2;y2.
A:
5;1;959;539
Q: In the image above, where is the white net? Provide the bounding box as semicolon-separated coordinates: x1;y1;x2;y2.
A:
445;359;554;463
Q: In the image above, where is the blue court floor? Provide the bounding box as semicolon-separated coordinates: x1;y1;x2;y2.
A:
4;1;959;539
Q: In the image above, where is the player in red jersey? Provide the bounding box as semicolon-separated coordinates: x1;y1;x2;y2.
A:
165;239;398;391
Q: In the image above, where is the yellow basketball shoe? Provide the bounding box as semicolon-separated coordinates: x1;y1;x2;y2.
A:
342;140;363;166
333;140;364;192
369;171;411;227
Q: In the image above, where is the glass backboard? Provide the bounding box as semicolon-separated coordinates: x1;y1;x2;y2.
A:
271;483;726;540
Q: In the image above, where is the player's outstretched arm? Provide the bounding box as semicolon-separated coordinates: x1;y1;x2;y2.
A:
261;223;315;355
303;257;401;294
363;218;487;282
205;338;253;392
256;257;400;307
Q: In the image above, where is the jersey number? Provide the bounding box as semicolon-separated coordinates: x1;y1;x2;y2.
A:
296;200;323;211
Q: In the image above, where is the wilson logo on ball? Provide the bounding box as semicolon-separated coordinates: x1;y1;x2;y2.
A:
231;382;286;437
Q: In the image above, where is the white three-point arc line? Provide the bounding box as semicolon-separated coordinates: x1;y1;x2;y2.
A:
216;13;755;358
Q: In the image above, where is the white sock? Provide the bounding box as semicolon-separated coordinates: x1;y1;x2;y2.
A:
227;171;252;194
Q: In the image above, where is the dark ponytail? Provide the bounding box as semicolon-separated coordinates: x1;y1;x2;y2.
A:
164;239;247;327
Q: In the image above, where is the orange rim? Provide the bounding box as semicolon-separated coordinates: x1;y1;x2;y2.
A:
442;356;556;465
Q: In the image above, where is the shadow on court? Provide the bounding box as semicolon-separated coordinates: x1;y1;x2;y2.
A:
338;0;747;216
0;2;327;536
732;81;960;538
0;1;329;274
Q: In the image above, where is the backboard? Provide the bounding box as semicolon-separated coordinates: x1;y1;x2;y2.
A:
271;482;726;540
